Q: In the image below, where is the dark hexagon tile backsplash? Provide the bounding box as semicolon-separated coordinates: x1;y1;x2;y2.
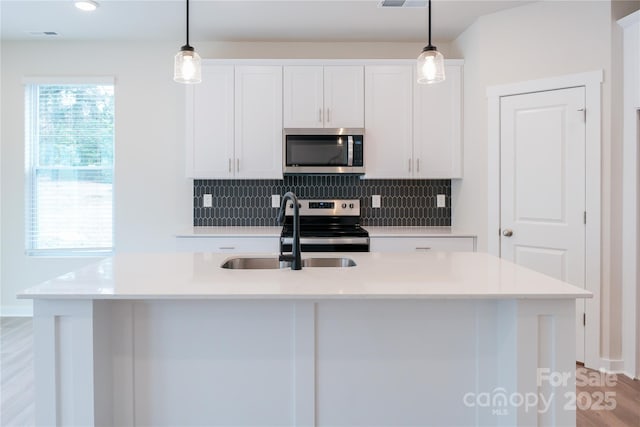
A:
193;176;451;227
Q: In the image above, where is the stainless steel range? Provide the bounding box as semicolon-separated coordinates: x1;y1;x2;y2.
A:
279;199;370;252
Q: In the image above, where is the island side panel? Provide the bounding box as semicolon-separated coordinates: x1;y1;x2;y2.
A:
33;297;578;427
314;299;577;427
33;300;98;427
513;299;576;427
492;299;576;426
130;300;298;427
315;299;487;427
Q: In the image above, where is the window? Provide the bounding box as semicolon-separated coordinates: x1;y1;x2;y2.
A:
25;80;114;255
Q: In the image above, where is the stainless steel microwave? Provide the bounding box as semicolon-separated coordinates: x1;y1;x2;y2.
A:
283;128;365;175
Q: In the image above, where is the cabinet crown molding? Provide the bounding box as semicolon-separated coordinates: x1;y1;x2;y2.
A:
201;58;464;67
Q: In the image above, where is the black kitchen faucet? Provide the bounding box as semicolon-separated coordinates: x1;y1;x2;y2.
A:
277;192;302;270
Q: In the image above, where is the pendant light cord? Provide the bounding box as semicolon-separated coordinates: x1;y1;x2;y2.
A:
186;0;190;48
428;0;432;48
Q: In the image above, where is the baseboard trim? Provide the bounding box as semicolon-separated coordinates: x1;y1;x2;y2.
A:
597;357;626;374
0;305;34;317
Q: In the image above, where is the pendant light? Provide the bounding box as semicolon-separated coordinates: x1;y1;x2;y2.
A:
174;0;201;84
416;0;445;84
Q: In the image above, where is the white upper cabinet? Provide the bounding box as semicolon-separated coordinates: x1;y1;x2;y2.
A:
234;66;283;179
185;65;235;178
283;66;324;128
187;60;462;179
413;65;463;178
284;65;364;128
364;65;413;178
323;66;365;128
364;63;463;179
185;65;283;179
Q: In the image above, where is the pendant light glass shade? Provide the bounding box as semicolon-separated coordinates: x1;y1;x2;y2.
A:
417;48;445;84
174;0;201;84
417;0;445;85
174;48;202;84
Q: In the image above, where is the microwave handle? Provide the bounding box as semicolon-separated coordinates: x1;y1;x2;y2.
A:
347;136;354;166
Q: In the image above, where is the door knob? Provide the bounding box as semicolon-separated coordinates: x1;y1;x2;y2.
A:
502;229;513;237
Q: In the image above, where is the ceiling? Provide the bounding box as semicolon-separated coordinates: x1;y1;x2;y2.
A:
0;0;532;43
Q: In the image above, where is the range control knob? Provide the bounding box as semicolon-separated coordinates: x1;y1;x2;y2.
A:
349;203;354;209
341;203;347;209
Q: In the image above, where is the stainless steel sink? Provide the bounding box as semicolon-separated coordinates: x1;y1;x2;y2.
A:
220;256;356;269
220;257;291;270
302;257;357;268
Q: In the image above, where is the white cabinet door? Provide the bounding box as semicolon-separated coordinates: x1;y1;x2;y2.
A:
370;237;476;252
185;65;234;178
324;66;364;128
284;65;364;128
364;65;413;178
283;66;324;128
235;66;283;179
414;65;463;178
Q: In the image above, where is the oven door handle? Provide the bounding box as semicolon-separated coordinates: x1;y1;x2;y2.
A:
281;237;370;245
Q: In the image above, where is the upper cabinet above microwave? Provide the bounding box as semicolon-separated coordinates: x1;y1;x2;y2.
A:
283;66;364;129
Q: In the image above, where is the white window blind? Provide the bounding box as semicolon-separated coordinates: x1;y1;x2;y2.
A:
25;83;114;255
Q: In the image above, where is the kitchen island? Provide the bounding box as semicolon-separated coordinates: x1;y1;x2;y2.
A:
20;252;590;427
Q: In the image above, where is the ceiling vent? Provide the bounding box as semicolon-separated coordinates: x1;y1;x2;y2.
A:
27;31;61;37
378;0;427;7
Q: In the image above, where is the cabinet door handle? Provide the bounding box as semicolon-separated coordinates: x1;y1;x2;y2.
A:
417;158;420;173
415;247;432;251
236;158;240;172
408;158;412;172
319;108;323;123
326;108;330;123
228;158;232;173
219;246;235;250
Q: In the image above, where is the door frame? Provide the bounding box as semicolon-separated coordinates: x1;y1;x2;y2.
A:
619;11;640;380
487;70;603;370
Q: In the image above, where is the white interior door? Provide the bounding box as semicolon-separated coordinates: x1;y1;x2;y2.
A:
500;87;586;361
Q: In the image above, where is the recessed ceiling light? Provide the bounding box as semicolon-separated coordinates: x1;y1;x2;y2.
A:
75;0;99;12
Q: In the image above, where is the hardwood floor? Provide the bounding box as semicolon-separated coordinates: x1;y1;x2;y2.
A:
1;316;639;426
1;317;34;427
576;364;640;427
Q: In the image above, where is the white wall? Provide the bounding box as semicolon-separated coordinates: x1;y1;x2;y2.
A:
0;41;192;314
451;0;625;365
0;40;455;314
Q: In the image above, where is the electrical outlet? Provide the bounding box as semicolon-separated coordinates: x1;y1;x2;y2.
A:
436;194;446;208
203;194;213;208
271;194;281;208
372;195;381;208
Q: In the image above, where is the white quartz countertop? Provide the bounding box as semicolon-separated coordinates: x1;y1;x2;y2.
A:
176;226;475;238
19;252;590;300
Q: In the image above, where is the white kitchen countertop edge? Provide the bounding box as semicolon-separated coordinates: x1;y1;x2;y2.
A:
365;227;476;238
177;227;282;237
176;226;476;238
18;252;590;300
